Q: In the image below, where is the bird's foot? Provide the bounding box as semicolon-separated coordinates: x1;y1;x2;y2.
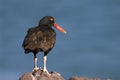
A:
43;68;50;75
32;67;40;72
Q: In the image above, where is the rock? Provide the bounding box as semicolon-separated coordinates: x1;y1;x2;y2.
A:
19;68;64;80
69;76;99;80
19;72;35;80
68;76;111;80
19;68;111;80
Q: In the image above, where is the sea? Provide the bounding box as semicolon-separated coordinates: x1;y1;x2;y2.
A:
0;0;120;80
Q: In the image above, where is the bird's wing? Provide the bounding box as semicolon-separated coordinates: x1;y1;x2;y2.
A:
22;27;41;48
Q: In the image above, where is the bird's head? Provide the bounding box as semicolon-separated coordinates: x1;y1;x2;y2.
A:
39;16;67;34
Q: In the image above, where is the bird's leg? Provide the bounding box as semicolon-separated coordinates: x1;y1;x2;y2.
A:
43;55;50;74
33;53;39;71
34;54;37;69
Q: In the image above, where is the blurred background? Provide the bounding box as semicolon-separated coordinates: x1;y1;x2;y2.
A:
0;0;120;80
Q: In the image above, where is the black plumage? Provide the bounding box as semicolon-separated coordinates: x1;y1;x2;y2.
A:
22;16;66;74
22;24;56;55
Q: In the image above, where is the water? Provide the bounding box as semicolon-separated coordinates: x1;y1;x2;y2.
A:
0;0;120;80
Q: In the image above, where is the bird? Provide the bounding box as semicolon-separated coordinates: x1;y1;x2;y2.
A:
22;16;67;74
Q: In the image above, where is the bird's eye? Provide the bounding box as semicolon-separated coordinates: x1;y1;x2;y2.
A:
50;18;54;21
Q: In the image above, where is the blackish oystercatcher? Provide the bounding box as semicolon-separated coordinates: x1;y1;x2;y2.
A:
22;16;66;74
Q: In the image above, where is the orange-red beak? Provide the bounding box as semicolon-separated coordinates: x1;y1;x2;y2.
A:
53;23;67;34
